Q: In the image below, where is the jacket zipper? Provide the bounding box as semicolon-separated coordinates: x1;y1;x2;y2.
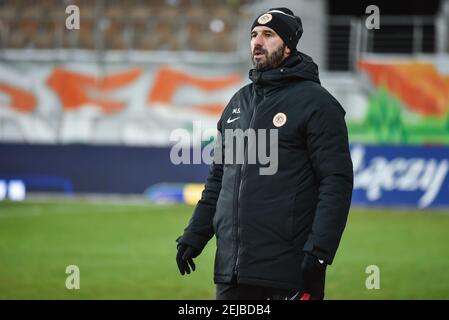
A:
232;166;242;276
233;92;261;276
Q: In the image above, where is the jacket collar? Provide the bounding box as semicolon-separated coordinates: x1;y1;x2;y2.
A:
248;51;320;95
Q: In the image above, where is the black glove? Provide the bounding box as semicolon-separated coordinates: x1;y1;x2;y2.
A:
299;252;327;300
176;244;200;275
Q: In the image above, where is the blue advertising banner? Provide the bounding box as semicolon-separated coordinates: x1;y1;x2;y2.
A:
0;143;209;195
351;145;449;208
1;143;449;208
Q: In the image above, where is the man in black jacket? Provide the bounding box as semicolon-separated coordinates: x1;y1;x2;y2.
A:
176;7;353;300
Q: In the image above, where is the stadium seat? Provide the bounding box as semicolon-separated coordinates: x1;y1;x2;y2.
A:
0;0;244;52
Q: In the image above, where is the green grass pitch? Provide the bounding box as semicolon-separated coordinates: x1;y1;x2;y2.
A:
1;200;449;299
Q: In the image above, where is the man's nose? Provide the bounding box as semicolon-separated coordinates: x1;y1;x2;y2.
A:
252;33;264;47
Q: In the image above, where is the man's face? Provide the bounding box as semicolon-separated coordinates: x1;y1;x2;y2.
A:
250;26;290;71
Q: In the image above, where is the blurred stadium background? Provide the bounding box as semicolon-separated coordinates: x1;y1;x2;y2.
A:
1;0;449;299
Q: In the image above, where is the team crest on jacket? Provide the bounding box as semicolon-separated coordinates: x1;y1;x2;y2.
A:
273;112;287;127
258;13;272;24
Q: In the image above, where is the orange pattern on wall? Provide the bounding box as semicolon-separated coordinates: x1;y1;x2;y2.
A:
359;60;449;117
47;67;142;113
149;67;241;115
0;83;37;113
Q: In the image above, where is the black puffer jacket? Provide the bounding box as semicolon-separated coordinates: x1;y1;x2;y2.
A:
177;52;353;290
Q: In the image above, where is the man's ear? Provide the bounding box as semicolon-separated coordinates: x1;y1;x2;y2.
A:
284;46;291;56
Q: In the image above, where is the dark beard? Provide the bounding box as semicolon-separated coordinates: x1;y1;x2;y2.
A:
252;43;286;71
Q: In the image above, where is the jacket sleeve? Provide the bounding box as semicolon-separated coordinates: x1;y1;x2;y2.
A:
303;96;354;264
176;120;224;253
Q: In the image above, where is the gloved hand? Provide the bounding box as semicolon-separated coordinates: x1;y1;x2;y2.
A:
176;244;200;275
298;252;327;300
